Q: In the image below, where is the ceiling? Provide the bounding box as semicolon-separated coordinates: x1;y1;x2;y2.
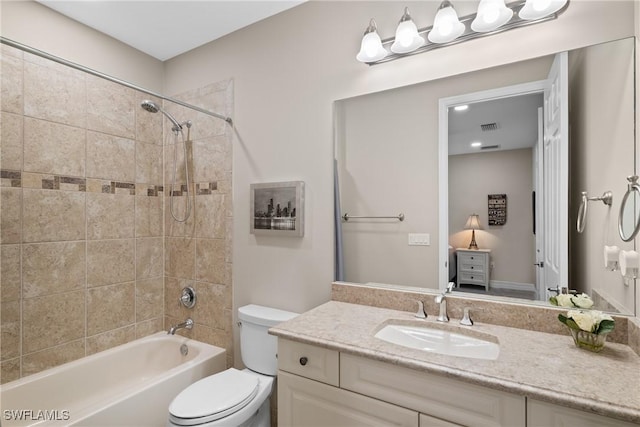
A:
37;1;304;61
448;92;544;156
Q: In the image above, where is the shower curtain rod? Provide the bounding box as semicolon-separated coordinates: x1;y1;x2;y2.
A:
1;37;233;126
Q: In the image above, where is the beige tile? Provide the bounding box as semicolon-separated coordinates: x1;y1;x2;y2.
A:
87;239;135;287
193;323;232;356
195;238;228;285
136;237;163;280
23;117;85;177
136;94;163;144
136;277;163;322
1;188;22;244
191;136;231;182
164;141;192;184
86;131;135;182
23;61;86;128
135;194;163;238
87;192;134;240
1;44;23;59
136;141;163;184
1;300;20;361
87;76;135;139
1;52;23;114
22;339;85;377
165;192;196;237
87;282;135;336
192;282;231;329
165;237;195;279
22;290;85;354
195;194;227;239
22;189;85;243
1;358;21;384
0;112;23;171
22;241;85;298
136;317;164;338
164;277;195;320
0;244;20;302
86;325;136;356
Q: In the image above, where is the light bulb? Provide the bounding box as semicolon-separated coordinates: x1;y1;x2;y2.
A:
533;0;552;11
391;8;425;54
428;1;465;44
471;0;513;33
519;0;567;20
356;19;388;63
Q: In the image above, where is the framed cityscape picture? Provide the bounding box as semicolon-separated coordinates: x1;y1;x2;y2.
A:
250;181;305;237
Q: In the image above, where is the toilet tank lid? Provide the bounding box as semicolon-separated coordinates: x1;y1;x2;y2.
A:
238;304;298;327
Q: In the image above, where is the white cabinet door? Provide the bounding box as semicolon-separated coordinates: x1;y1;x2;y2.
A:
419;413;464;427
278;370;419;427
528;399;638;427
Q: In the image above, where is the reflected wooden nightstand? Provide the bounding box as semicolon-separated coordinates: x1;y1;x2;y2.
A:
456;249;491;291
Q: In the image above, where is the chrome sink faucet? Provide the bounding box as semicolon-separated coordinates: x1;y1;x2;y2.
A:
168;318;194;335
435;282;455;322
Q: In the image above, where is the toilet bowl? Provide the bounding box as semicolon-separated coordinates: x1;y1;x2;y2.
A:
167;305;297;427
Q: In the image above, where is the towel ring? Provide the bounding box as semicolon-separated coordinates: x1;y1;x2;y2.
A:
576;190;613;233
619;176;640;242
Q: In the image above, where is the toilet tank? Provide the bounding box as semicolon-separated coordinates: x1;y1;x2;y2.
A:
238;304;298;376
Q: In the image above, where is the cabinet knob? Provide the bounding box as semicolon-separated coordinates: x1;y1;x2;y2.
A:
299;356;308;366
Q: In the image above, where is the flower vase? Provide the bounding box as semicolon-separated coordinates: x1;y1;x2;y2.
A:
569;328;609;352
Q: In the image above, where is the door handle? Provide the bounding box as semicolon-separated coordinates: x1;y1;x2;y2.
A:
534;262;544;267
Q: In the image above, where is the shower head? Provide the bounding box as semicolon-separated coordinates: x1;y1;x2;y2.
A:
140;100;182;130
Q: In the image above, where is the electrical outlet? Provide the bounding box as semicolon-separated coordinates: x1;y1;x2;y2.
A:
408;233;430;246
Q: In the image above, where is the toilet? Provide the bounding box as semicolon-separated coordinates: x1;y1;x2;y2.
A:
167;304;297;427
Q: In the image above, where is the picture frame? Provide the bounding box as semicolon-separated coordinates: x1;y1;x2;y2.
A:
250;181;305;237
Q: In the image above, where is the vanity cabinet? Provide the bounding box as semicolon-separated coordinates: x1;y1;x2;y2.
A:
277;338;524;427
456;249;491;290
527;399;638;427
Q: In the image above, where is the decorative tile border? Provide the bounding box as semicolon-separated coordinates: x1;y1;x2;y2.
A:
2;170;219;198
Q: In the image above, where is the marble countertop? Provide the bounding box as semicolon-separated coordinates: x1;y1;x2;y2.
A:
269;301;640;424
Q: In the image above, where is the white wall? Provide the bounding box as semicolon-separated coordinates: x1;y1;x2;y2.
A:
0;1;163;91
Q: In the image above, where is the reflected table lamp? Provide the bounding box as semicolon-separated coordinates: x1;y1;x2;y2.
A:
464;214;482;250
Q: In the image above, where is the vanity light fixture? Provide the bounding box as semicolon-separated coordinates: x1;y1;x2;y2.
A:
471;0;513;33
356;19;388;63
428;1;465;44
356;0;569;65
454;104;469;111
391;8;425;54
471;141;482;147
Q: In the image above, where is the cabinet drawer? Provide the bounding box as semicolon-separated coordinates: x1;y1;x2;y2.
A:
278;339;339;386
340;353;525;427
527;399;638;427
459;271;486;284
459;263;486;273
458;253;486;265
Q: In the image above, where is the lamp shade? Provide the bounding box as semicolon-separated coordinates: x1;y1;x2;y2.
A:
464;214;482;230
356;19;388;63
471;0;513;33
428;0;466;44
519;0;568;20
391;8;425;54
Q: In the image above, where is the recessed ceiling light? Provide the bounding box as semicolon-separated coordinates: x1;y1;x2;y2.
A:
471;141;482;147
454;105;469;111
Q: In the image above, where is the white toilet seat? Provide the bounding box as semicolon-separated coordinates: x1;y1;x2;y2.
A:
168;369;260;426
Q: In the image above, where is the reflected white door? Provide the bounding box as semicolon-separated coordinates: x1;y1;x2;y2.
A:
534;107;544;298
542;52;569;299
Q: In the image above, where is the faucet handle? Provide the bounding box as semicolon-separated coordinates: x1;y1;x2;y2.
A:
460;307;473;326
414;300;427;319
446;282;455;293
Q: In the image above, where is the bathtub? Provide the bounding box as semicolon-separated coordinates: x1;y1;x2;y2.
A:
1;332;226;427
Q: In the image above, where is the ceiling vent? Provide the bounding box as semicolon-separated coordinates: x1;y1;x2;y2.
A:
480;122;499;131
480;144;500;150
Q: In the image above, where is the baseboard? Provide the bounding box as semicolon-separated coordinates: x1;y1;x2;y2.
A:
490;280;536;292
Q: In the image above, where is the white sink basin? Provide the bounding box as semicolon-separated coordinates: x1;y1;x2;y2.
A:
374;323;500;360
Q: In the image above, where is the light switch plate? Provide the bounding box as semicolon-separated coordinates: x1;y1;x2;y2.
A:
408;233;430;246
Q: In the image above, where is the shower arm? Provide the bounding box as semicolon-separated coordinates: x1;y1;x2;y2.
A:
0;36;233;126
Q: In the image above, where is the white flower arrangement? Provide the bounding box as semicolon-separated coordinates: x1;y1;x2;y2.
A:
558;309;615;335
549;292;594;309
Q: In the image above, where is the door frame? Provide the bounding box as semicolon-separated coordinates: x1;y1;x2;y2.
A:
438;80;546;293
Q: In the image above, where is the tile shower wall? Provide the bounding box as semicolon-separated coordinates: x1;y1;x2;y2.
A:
0;44;166;383
162;81;234;368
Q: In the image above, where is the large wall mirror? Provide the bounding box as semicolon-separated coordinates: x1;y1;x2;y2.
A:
334;37;636;316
